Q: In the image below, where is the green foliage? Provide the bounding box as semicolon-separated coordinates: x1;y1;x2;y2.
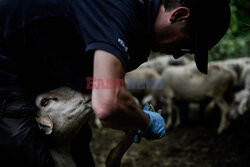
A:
209;29;250;61
208;0;250;61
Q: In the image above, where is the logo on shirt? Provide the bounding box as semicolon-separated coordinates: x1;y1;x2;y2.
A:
118;38;128;52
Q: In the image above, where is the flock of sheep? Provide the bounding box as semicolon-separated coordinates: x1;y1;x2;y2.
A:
125;55;250;134
34;55;250;166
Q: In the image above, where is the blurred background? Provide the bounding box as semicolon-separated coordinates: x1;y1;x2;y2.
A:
208;0;250;61
90;1;250;167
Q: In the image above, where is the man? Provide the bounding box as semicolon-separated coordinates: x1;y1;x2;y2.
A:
0;0;231;166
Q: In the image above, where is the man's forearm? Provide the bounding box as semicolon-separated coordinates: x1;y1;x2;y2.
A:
92;87;150;131
100;88;149;131
92;50;150;131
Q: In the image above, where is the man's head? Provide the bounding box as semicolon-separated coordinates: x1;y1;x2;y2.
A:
152;0;231;74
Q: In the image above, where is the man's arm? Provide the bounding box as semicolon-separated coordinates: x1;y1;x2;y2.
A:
91;50;150;131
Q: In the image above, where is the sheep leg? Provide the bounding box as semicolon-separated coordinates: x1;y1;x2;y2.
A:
215;97;230;134
165;98;173;129
204;100;216;112
173;103;181;127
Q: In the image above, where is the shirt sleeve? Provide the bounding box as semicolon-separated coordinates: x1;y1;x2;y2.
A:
68;0;137;72
86;42;127;71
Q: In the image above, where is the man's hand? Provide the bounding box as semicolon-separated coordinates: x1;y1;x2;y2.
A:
134;103;166;143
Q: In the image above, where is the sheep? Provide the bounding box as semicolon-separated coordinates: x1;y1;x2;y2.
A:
137;55;190;74
125;67;161;104
154;62;237;134
36;87;92;167
35;87;139;167
239;65;250;89
229;88;250;119
230;65;250;119
217;57;250;87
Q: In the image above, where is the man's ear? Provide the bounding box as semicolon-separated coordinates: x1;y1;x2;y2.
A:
170;7;190;23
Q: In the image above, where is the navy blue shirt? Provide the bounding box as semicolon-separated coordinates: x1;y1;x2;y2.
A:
0;0;161;92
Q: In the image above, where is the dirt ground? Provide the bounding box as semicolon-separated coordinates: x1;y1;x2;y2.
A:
89;107;250;167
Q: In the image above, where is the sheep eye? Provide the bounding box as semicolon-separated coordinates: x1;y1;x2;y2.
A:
40;97;58;107
40;98;49;107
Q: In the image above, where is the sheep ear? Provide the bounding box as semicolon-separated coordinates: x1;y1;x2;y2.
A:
36;115;53;135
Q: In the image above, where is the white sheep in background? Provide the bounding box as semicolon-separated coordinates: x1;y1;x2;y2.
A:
125;67;161;104
230;65;250;119
153;62;237;134
138;55;190;74
218;57;250;86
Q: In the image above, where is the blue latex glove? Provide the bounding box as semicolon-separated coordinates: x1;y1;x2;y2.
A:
134;103;166;143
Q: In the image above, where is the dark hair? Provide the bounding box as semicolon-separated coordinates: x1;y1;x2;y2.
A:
163;0;190;34
163;0;182;11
